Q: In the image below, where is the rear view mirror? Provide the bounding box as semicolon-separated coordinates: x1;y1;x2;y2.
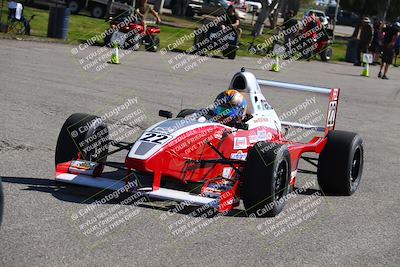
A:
159;110;173;119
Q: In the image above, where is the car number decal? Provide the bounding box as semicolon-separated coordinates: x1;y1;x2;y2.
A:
140;132;170;144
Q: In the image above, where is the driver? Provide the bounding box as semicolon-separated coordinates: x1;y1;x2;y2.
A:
212;89;247;127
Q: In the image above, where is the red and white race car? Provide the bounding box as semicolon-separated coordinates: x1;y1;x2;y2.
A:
55;69;364;217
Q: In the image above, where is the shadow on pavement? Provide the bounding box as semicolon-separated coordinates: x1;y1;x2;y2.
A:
1;176;244;218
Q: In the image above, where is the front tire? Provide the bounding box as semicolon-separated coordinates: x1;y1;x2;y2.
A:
317;130;364;195
55;113;109;166
243;142;291;217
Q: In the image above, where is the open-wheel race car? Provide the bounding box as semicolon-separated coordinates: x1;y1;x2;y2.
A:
55;69;364;217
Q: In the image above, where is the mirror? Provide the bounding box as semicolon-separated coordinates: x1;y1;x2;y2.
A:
159;110;173;119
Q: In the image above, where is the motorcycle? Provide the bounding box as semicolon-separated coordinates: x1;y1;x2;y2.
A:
104;10;160;52
193;24;239;60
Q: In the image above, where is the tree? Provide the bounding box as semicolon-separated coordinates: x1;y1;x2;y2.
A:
340;0;400;21
252;0;280;36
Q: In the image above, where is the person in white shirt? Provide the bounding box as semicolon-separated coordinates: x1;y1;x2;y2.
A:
8;1;31;35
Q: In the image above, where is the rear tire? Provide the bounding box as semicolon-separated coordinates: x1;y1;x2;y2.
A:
225;48;237;60
66;0;82;14
90;5;106;18
320;46;333;62
55;113;109;166
104;32;112;47
144;35;160;52
317;130;364;195
185;6;195;17
243;142;291;217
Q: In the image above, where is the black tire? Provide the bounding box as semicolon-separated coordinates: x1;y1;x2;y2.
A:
185;6;195;17
90;5;106;19
317;130;364;196
226;48;237;60
320;46;333;62
66;0;83;14
0;177;3;227
55;113;109;166
176;109;198;118
193;31;206;55
104;32;112;47
123;34;139;50
144;35;160;52
243;142;291;217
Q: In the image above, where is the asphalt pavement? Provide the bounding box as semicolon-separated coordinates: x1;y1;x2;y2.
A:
0;39;399;266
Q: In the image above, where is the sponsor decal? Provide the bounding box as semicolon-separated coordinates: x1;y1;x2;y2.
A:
214;131;223;140
253;117;269;123
233;137;247;149
151;126;175;134
230;150;248;160
222;167;232;178
266;132;273;140
326;101;337;127
70;160;95;170
257;130;267;141
332;88;339;101
249;135;258;143
68;160;102;177
197;116;207;123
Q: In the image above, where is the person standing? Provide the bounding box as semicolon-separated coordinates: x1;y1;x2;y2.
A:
224;5;242;37
8;0;30;35
135;0;161;24
370;19;383;65
353;17;373;66
394;34;400;67
378;22;400;79
283;10;298;56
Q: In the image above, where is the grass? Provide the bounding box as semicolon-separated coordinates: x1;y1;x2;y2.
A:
0;6;347;61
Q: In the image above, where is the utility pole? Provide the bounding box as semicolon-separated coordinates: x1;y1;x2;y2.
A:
332;0;340;41
383;0;391;22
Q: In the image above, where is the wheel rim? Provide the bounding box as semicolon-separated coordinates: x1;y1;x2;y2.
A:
326;48;332;60
68;2;79;12
274;159;288;201
350;146;362;185
92;7;103;18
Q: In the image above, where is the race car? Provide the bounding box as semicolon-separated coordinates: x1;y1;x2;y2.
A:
55;69;364;217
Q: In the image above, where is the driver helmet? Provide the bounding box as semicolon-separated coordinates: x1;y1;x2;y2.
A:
213;89;247;125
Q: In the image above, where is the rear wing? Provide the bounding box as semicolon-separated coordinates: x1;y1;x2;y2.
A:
257;79;340;136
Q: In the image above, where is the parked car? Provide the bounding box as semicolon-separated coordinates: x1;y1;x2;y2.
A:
325;6;359;26
337;10;359;27
304;9;329;25
315;0;336;6
188;0;247;20
26;0;134;18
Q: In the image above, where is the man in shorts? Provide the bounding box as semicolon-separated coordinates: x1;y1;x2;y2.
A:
378;21;400;79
